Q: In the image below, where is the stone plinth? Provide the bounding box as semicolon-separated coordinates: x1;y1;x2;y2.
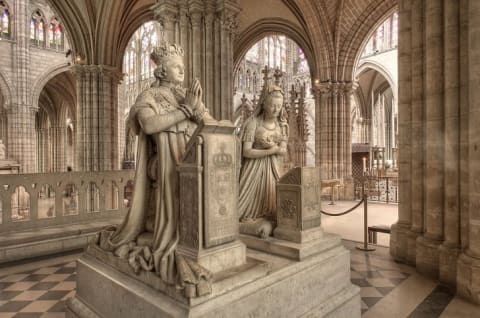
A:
457;252;480;304
415;236;441;278
177;119;245;273
66;236;360;318
274;167;322;243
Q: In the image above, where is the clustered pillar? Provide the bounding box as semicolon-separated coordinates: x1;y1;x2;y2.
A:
73;65;122;171
7;0;37;173
313;82;356;193
153;0;240;120
391;0;480;303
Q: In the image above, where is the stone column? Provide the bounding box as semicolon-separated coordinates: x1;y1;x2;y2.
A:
53;124;66;172
313;82;331;180
178;1;189;85
390;0;412;262
457;0;480;304
189;2;203;82
459;0;469;253
204;8;215;111
73;65;122;171
153;0;177;43
7;0;37;173
416;0;444;277
439;0;460;287
343;82;357;199
344;83;355;179
37;127;47;172
117;83;126;169
408;0;424;265
331;84;338;178
337;84;344;179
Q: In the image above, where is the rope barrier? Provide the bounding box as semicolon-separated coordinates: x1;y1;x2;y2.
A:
319;187;376;252
320;198;364;216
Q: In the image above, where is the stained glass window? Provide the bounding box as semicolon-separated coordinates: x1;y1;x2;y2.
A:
376;25;384;51
361;11;398;57
0;2;9;39
279;36;286;71
30;18;36;40
30;11;47;46
38;20;44;44
392;13;398;47
298;48;309;74
245;43;259;63
48;18;63;50
122;21;162;107
268;37;274;69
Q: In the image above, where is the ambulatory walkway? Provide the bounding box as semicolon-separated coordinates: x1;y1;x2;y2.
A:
321;200;398;247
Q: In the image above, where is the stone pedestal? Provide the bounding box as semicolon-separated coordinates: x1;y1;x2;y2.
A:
406;230;421;265
457;252;480;304
390;222;411;262
66;236;360;318
439;243;460;288
177;119;246;273
416;236;441;278
274;167;322;243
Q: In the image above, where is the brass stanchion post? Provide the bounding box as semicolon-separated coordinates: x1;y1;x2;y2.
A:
356;180;375;251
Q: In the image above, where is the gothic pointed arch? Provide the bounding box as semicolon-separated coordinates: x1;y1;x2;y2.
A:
234;18;317;78
356;61;397;101
339;0;397;82
31;63;71;109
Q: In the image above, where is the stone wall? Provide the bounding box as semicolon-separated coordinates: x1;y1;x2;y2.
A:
391;0;480;304
0;0;71;173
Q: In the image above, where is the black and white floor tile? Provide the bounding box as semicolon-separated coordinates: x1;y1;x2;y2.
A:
0;242;477;317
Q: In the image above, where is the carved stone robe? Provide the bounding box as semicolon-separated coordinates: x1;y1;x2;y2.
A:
238;116;288;221
106;85;196;284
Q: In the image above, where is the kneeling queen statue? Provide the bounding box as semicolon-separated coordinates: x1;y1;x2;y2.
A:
97;41;212;297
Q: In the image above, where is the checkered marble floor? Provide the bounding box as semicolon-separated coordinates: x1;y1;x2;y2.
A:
0;261;76;318
350;256;410;314
0;242;466;317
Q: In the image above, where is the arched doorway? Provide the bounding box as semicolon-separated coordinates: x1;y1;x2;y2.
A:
36;70;76;172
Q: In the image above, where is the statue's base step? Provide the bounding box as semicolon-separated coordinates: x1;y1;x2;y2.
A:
66;236;360;318
177;240;246;274
240;230;339;261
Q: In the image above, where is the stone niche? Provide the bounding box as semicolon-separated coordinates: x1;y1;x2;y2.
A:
67;127;360;318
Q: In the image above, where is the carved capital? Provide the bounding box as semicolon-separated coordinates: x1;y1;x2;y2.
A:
312;81;332;97
189;11;203;27
205;12;215;26
344;81;359;95
72;65;124;84
331;82;343;96
152;0;178;26
216;0;241;33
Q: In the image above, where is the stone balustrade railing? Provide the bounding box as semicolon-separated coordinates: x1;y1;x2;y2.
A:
0;170;135;232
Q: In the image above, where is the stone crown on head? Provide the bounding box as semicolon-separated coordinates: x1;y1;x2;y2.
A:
150;41;185;66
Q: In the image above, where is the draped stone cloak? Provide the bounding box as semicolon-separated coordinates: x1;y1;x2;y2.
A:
238;117;288;221
103;85;197;285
